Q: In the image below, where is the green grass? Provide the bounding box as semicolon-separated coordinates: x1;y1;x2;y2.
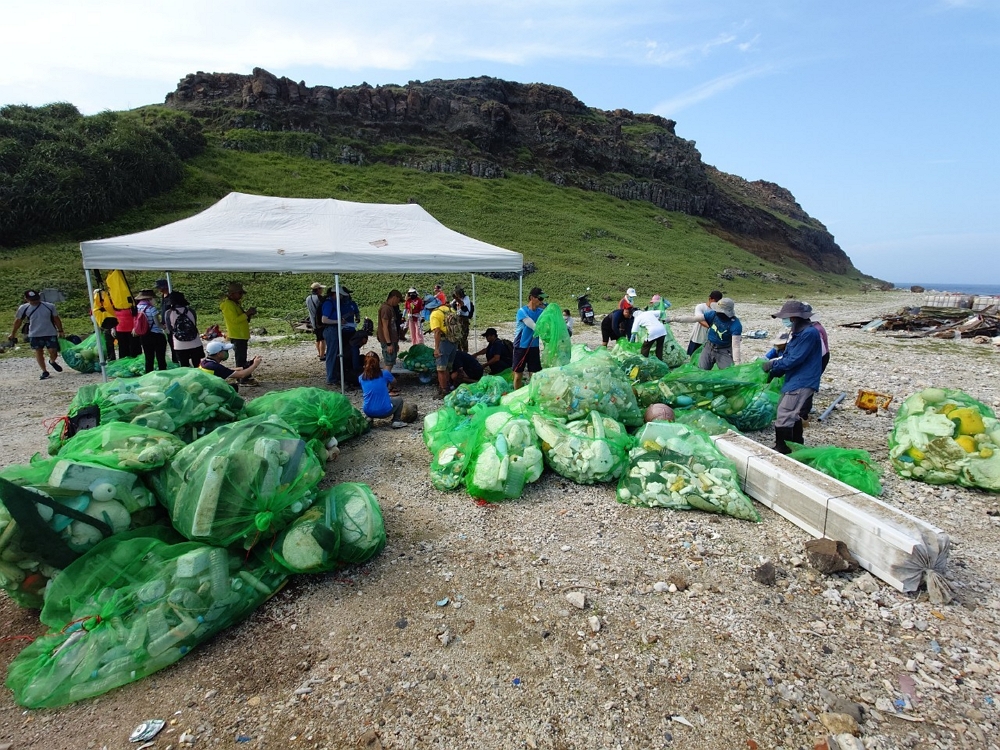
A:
0;146;876;342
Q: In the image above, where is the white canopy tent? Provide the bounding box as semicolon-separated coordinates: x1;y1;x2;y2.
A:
79;192;525;384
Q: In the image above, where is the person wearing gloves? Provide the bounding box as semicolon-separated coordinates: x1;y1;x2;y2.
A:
512;287;546;390
687;290;723;356
667;297;742;370
619;287;637;310
198;340;262;391
759;300;823;454
630;307;668;361
427;296;455;398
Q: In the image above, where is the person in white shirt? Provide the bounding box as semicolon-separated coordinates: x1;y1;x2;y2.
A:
687;290;723;356
563;308;574;336
630;308;668;361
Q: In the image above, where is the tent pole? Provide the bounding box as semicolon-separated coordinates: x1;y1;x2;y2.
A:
84;269;108;382
335;274;345;395
470;273;477;354
518;274;523;309
165;272;173;293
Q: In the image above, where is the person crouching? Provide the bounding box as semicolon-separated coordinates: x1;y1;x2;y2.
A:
760;301;822;454
359;352;408;428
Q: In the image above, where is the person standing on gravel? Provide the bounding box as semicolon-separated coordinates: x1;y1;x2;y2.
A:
760;300;823;454
686;290;723;356
9;290;65;380
220;282;258;386
667;296;742;369
306;282;326;361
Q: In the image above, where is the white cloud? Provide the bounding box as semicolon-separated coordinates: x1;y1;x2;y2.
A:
652;64;775;116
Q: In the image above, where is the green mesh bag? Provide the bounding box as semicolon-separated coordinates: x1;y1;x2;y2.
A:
105;355;181;379
617;422;760;521
528;347;643;427
400;343;435;374
6;527;286;708
787;443;883;496
610;340;671;384
531;411;633;484
267;482;386;573
673;408;738;436
465;407;544;502
423;407;482;491
0;460;160;608
156;414;324;547
56;422;186;473
889;387;1000;490
535;302;572;369
59;334;101;374
444;375;513;415
726;379;783;432
49;368;245;454
244;386;369;445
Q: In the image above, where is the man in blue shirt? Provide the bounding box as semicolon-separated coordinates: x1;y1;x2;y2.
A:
512;287;546;389
761;300;823;454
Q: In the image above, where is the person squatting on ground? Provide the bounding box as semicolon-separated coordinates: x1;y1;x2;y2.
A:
686;290;723;356
474;327;513;375
512;287;546;390
219;282;258;385
451;350;485;385
134;290;168;373
9;290;65;380
669;296;742;369
359;352;408;428
601;304;633;347
760;300;823;454
306;282;326;361
164;291;204;367
630;307;668;361
199;340;262;391
427;296;455;398
404;288;424;345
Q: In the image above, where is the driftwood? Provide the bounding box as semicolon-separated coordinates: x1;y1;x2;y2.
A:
842;305;1000;339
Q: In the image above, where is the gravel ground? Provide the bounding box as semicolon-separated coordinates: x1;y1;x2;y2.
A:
0;290;998;750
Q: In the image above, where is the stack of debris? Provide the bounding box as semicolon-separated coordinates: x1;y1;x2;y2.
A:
842;305;1000;340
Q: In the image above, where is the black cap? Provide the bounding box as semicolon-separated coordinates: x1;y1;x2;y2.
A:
529;287;546;300
24;290;39;301
483;327;498;337
154;279;169;289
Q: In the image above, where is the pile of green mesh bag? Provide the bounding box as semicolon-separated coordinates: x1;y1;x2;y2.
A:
1;377;387;708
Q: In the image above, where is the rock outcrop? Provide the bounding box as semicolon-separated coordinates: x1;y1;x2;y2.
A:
165;68;854;274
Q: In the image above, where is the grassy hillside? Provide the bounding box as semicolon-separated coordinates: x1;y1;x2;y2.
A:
0;146;875;339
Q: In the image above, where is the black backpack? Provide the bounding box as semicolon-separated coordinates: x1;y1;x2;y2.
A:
170;307;198;342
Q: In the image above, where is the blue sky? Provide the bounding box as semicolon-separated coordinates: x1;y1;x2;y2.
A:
3;0;997;284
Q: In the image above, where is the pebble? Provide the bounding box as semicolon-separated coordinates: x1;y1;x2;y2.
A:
587;616;601;633
566;591;587;609
819;712;859;736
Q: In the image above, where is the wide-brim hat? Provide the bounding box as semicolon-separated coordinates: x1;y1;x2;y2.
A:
712;297;736;317
310;281;324;290
772;300;813;319
424;296;442;310
770;332;790;348
134;290;156;301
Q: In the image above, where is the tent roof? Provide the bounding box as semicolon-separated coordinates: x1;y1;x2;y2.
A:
80;192;523;274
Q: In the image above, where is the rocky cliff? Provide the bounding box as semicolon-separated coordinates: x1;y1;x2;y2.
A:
165;68;854;274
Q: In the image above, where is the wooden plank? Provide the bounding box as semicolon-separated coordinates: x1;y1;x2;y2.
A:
712;432;949;593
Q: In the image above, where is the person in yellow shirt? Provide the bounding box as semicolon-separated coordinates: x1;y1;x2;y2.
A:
219;282;258;385
426;296;455;398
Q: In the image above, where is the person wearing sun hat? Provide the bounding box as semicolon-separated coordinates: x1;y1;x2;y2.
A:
760;300;823;453
198;339;262;391
512;286;547;390
620;287;637;310
667;296;742;370
404;287;424;345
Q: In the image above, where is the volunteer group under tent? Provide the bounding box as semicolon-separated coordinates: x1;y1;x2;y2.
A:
77;191;525;384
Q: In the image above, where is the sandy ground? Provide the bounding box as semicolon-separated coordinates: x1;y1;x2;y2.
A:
0;290;998;750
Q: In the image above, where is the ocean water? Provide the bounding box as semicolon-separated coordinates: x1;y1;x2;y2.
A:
895;282;1000;296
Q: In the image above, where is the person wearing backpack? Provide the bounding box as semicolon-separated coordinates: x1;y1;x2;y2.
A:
453;286;472;351
154;279;178;363
134;290;168;373
164;291;204;367
512;287;546;390
426;296;456;398
8;290;65;380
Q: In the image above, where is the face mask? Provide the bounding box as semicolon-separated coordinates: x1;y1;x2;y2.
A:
782;318;793;328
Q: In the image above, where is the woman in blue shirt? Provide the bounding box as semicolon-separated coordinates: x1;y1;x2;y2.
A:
359;352;408;428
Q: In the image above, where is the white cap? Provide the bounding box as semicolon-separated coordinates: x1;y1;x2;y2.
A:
205;340;234;355
626;288;637;298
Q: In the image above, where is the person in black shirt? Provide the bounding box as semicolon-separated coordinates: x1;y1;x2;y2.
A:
473;328;512;374
452;350;485;385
